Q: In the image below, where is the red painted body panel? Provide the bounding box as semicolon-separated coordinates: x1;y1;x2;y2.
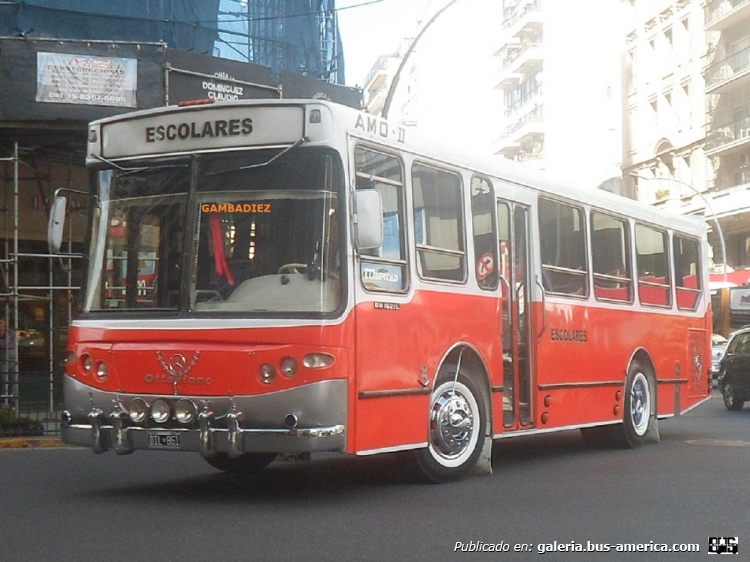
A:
531;299;710;428
67;287;710;455
352;290;502;453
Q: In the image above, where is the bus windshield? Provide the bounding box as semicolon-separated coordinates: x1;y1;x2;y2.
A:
84;148;344;315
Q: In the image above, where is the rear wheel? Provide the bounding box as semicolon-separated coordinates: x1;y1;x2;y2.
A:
622;362;653;448
722;380;745;411
412;369;487;483
203;452;277;474
584;361;654;449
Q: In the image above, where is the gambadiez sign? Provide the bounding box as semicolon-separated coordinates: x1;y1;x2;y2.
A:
36;52;137;108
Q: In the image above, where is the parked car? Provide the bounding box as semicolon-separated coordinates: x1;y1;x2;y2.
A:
717;327;750;411
712;334;729;383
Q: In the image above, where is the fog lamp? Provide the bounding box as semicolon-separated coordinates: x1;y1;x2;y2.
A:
128;398;148;424
175;399;197;425
151;399;171;424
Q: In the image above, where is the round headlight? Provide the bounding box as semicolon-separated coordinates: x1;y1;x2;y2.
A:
259;363;276;384
128;398;148;424
94;361;109;381
280;357;298;378
81;354;93;373
175;399;197;425
151;399;171;424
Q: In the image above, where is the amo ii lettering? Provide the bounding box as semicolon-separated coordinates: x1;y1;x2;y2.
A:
550;328;588;343
146;118;253;143
354;113;406;143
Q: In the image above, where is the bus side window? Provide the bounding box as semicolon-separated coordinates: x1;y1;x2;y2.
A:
471;175;498;290
673;235;702;310
412;163;466;283
354;146;407;292
635;223;672;307
539;198;588;297
591;211;632;303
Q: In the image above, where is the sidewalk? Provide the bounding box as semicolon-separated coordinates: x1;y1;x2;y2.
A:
0;436;66;448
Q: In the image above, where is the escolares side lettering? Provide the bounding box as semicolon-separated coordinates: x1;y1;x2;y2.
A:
550;328;588;343
145;118;253;143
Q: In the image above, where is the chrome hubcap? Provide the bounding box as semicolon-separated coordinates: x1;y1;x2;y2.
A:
430;387;475;459
630;373;649;436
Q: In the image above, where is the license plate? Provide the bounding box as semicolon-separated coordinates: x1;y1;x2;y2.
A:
148;432;181;449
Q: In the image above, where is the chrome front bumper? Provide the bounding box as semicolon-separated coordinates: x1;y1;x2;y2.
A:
61;375;347;456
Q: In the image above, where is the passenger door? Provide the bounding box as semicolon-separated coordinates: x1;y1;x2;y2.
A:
497;197;534;430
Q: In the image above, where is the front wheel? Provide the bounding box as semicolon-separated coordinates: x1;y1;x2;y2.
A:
203;452;277;474
722;380;745;411
412;370;487;483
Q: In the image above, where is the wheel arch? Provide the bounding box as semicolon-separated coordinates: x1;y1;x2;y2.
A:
628;347;657;416
440;343;493;436
627;348;661;444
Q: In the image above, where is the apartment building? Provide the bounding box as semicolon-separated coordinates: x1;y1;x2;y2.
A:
623;0;750;277
704;0;750;274
492;0;623;189
362;0;501;152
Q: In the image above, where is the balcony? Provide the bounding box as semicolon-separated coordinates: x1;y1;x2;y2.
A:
705;44;750;93
365;87;386;116
494;70;524;91
364;55;390;93
705;113;750;156
494;40;543;89
503;0;543;38
493;104;544;156
705;0;750;31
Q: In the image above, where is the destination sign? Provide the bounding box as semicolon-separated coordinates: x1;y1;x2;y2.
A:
94;105;305;160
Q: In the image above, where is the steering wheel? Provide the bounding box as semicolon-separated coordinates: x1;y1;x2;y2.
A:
277;263;307;274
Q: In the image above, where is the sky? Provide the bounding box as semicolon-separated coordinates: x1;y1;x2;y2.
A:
335;0;501;153
336;0;437;88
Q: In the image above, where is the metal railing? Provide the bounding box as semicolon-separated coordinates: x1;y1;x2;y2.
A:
500;103;544;140
705;0;750;26
706;43;750;88
706;112;750;151
503;0;542;30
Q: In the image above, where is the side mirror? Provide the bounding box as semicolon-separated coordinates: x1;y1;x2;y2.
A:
355;190;383;250
47;195;68;253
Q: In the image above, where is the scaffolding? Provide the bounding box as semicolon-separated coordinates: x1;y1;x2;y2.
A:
0;142;82;434
217;0;344;84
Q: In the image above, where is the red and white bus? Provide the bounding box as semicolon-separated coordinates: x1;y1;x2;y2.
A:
50;99;712;482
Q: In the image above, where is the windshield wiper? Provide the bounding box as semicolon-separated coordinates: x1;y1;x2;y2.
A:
92;154;188;177
205;138;306;177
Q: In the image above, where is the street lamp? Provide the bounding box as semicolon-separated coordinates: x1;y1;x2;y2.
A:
381;0;461;119
630;173;727;283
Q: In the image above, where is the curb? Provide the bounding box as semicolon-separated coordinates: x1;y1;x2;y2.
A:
0;437;66;449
